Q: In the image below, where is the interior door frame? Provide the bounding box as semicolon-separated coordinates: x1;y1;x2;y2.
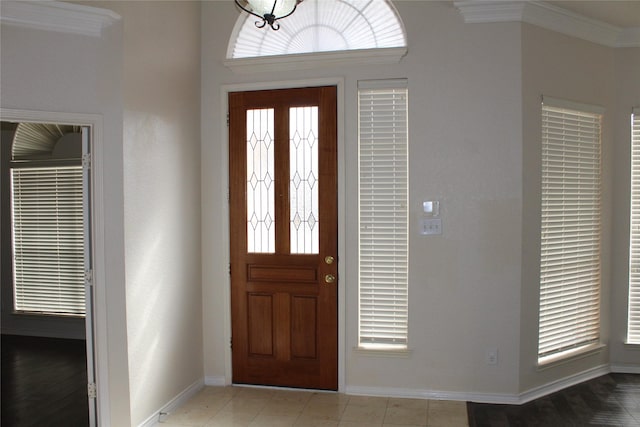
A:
220;78;346;391
0;108;109;426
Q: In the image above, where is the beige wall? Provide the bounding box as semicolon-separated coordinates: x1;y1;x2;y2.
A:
2;1;203;425
520;22;620;392
96;1;204;425
202;0;524;397
611;47;640;368
0;7;131;425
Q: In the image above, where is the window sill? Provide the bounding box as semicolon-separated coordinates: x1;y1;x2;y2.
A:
537;343;606;371
623;342;640;350
353;346;412;358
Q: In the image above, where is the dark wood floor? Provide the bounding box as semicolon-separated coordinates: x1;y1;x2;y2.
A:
468;373;640;427
1;334;89;427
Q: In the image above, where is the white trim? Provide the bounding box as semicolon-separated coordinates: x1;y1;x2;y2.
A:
219;77;346;392
537;344;607;370
352;346;413;358
345;385;519;405
0;108;110;427
0;1;120;38
137;378;204;427
610;364;640;374
347;364;612;405
224;47;407;74
541;95;605;115
519;364;610;405
204;376;228;387
454;1;640;48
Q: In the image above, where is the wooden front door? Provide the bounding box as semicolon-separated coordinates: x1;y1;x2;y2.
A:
229;86;338;390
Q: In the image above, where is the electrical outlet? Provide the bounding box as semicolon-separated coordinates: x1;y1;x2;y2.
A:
486;348;498;365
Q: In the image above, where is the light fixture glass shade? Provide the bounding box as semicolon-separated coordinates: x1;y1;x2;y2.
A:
246;0;297;19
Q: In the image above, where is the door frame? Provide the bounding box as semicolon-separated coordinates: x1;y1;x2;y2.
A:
0;108;108;426
219;78;346;391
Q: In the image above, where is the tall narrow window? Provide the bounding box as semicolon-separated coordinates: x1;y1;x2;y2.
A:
538;97;603;363
628;107;640;344
358;79;409;348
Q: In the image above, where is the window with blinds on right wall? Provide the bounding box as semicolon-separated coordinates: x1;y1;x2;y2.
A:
538;97;603;365
628;107;640;345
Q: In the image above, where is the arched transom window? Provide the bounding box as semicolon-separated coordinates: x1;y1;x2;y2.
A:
229;0;407;59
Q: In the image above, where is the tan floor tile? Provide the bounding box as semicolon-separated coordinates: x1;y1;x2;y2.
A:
387;398;428;410
221;397;269;417
259;399;307;416
200;386;238;397
347;396;388;407
338;421;383;427
308;393;350;405
300;402;347;420
204;411;255;427
340;404;387;423
383;424;426;427
235;387;276;400
163;405;218;426
249;413;299;426
383;406;427;426
180;394;231;412
270;389;314;404
294;415;340;426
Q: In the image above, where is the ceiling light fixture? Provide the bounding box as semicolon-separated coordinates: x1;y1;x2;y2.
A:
234;0;303;30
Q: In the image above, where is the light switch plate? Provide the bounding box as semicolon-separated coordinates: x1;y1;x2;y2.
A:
419;218;442;235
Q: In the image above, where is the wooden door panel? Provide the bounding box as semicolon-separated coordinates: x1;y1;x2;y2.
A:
291;296;317;359
247;294;274;357
247;264;318;283
229;86;337;390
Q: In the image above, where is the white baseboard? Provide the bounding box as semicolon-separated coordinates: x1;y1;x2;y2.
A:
610;364;640;374
345;385;519;405
204;375;228;386
138;378;204;427
517;364;610;405
346;364;615;405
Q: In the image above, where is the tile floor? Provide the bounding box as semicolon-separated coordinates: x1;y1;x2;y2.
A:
158;386;468;427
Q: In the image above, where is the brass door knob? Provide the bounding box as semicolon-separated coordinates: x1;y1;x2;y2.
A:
325;256;335;265
324;274;336;283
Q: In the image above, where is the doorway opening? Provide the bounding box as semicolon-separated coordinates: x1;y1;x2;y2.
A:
1;120;96;426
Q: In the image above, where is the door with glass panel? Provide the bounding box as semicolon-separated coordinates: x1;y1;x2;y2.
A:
229;86;337;390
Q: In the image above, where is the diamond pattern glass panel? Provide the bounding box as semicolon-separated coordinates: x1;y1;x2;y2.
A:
290;107;319;254
247;109;275;253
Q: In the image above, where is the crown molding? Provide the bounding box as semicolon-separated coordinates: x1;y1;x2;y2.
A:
454;1;640;48
0;1;120;37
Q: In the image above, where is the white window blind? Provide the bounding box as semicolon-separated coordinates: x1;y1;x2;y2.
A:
538;98;602;362
628;107;640;344
11;165;85;316
358;79;409;348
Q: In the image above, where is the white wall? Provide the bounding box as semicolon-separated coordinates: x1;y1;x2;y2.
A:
0;7;132;424
90;1;204;425
202;0;524;398
611;47;640;370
